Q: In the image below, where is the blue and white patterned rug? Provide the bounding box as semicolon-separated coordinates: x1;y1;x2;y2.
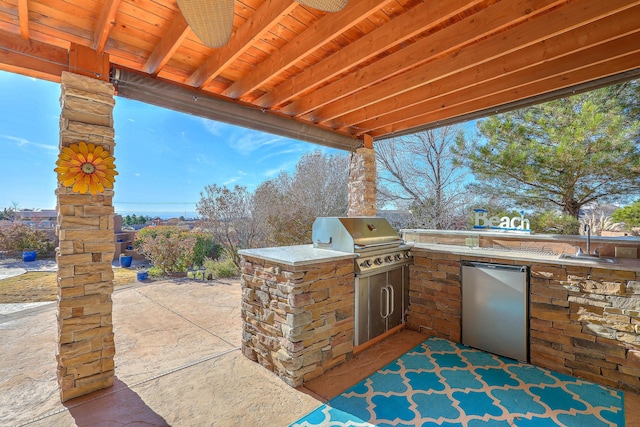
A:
291;337;625;426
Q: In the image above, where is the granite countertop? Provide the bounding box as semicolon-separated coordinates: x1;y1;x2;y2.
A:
411;243;640;272
239;244;357;266
402;229;640;245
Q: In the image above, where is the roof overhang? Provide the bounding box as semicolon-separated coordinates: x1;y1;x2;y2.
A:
0;0;639;147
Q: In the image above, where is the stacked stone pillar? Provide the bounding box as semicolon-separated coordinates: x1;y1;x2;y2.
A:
348;146;377;217
56;72;116;401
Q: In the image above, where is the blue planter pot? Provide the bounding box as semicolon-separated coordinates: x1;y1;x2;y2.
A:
119;255;133;268
22;251;37;262
136;270;149;281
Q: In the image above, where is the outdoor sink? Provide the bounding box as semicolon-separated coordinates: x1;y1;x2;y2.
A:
558;254;618;264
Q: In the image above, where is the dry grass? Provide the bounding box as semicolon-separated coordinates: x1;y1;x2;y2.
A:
0;269;139;303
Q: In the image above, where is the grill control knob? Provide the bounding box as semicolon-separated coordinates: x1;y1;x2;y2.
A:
374;258;383;265
361;259;372;268
395;254;402;261
385;256;393;263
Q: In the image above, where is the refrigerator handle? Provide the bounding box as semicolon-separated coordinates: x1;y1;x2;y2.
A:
387;284;395;317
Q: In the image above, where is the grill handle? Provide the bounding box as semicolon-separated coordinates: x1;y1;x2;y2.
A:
380;286;394;319
380;286;389;319
314;237;332;249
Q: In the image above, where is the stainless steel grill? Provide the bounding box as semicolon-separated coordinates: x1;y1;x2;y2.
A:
312;217;413;347
312;217;412;276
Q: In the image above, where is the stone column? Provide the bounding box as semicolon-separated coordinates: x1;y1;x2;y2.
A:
348;146;376;217
56;72;116;402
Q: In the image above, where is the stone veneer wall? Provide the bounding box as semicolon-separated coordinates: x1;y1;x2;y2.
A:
409;248;640;393
56;72;116;401
241;256;355;387
347;147;376;217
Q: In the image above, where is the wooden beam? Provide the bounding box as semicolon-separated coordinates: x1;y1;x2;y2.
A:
310;0;640;124
346;4;640;132
281;0;567;119
363;134;373;149
222;0;398;99
69;44;110;82
186;0;298;88
143;13;190;75
370;48;640;138
93;0;122;54
18;0;29;40
256;0;483;109
0;29;67;82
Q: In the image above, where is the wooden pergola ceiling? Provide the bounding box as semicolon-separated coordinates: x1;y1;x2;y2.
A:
1;0;640;147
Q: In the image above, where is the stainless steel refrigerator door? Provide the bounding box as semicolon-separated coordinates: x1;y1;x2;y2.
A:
462;262;528;362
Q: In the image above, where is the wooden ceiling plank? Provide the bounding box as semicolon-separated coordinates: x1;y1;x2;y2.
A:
17;1;95;45
17;0;28;39
371;46;640;138
0;28;67;82
223;0;396;99
311;0;640;123
282;0;566;118
345;5;640;131
359;29;640;134
258;0;484;110
143;13;190;75
186;0;299;88
93;0;122;53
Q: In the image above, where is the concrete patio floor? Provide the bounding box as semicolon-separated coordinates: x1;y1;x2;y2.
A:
1;278;638;426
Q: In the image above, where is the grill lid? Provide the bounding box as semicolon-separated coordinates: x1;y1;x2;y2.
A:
312;217;402;252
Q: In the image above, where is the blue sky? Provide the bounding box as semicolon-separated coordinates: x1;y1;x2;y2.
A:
0;70;342;217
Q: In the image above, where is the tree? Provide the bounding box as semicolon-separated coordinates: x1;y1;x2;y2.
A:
377;126;473;229
455;82;640;219
135;226;196;275
253;151;349;246
196;184;262;267
0;207;16;221
612;200;640;230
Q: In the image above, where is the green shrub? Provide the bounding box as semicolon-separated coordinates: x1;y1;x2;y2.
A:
147;266;164;278
135;226;196;275
0;223;56;257
191;233;220;267
203;255;239;279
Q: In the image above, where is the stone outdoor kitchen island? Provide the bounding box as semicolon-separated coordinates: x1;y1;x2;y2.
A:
239;246;357;386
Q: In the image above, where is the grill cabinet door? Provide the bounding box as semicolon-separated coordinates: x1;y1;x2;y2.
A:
368;271;387;341
387;268;404;329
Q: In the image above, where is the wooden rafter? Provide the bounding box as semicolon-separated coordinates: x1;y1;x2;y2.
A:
373;49;640;138
285;0;568;119
257;0;486;110
17;0;29;40
93;0;122;54
186;0;299;88
222;0;399;99
350;6;640;134
143;13;190;75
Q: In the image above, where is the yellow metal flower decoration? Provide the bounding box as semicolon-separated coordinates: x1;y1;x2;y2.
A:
55;141;118;195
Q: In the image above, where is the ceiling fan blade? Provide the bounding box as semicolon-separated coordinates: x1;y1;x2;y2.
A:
177;0;235;48
295;0;348;12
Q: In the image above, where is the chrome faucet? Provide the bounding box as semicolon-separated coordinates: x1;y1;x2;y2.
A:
576;224;602;256
584;224;591;255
